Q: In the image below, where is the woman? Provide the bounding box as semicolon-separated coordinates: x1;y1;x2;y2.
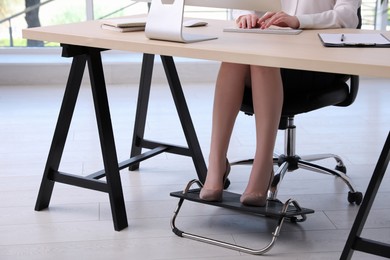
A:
199;0;361;206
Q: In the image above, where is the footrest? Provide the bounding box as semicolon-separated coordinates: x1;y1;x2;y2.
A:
170;179;315;255
170;189;314;219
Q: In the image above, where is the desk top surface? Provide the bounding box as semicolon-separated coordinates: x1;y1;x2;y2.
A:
23;17;390;78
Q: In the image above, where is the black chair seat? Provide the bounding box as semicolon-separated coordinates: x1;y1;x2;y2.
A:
241;75;358;129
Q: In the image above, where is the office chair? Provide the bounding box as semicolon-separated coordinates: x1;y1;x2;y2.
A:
231;9;363;205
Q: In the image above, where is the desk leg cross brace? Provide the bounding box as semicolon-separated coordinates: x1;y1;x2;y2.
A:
170;180;315;255
129;54;207;183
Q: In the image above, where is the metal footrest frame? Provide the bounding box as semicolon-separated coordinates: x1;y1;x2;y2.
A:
170;179;315;255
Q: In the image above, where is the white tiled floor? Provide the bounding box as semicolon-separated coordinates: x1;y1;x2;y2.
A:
0;77;389;259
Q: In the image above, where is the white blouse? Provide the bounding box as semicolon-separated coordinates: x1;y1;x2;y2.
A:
233;0;361;29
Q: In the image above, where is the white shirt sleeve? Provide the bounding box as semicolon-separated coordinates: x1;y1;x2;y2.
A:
232;0;361;29
296;0;361;29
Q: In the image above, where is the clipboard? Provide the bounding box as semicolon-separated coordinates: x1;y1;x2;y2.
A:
318;33;390;47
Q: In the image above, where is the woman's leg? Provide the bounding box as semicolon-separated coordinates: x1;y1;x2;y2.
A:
241;66;283;203
201;62;249;195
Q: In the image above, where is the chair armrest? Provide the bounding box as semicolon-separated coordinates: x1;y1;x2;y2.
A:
335;75;359;107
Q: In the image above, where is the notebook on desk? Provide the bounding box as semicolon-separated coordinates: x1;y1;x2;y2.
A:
224;27;302;35
100;17;146;33
101;17;146;28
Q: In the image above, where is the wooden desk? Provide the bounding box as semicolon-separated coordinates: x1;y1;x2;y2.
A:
23;18;390;258
23;19;390;78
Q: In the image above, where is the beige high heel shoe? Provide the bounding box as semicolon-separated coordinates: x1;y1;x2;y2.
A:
199;159;230;202
240;170;274;207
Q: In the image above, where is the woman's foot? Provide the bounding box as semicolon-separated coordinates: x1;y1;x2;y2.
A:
240;169;274;207
199;159;230;202
240;192;268;207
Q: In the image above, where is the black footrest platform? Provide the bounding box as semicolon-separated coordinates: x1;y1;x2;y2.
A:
170;180;315;255
171;180;314;255
170;188;315;218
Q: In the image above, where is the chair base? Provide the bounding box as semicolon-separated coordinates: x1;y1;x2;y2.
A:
230;115;363;205
231;153;363;205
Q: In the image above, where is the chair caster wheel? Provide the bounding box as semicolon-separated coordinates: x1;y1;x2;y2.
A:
224;178;231;189
335;165;347;174
348;191;363;205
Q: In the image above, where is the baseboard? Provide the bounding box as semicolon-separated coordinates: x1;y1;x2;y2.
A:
0;49;220;86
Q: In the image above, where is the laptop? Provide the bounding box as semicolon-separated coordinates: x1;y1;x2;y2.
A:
145;0;282;43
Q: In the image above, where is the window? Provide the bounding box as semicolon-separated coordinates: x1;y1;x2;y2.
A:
0;0;149;47
1;0;87;47
361;0;390;29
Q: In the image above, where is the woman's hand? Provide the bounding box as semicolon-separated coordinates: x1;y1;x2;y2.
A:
236;14;261;29
257;11;300;29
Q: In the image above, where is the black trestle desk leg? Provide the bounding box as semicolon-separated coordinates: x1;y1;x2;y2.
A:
160;55;207;183
35;53;87;211
340;131;390;259
129;53;155;171
87;48;128;231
